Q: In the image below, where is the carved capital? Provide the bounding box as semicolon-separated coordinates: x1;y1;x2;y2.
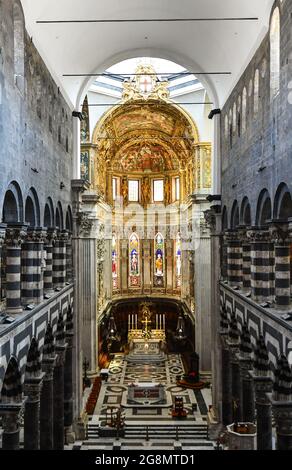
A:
269;222;290;245
246;228;270;243
204;209;216;231
24;375;45;402
26;227;46;243
76;212;94;237
42;356;57;381
5;224;27;247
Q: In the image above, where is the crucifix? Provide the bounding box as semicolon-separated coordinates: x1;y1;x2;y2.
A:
139;75;153;94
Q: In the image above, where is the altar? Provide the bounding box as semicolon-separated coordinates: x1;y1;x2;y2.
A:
126;303;166;363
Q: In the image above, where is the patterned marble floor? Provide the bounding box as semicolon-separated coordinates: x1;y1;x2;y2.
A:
92;353;211;424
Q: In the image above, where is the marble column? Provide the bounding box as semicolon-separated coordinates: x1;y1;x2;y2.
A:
238;324;254;422
40;356;56;450
0;402;25;450
270;223;291;307
44;228;56;296
242;231;251;290
0;224;6;298
221;343;232;425
227;311;241;421
5;224;27;314
24;375;44;449
53;231;68;289
66;234;73;282
53;344;67;449
225;230;243;287
21;228;45;306
64;306;75;444
271;355;292;450
250;336;273;450
249;228;272;303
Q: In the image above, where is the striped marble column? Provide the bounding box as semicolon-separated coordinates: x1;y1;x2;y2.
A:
249;228;272;302
225;230;243;287
66;234;73;282
44;228;56;296
21;228;45;306
5;224;27;314
238;323;254;422
40;325;56;450
250;336;273;450
53;231;68;289
242;231;252;290
270;224;291;307
0;224;6;299
53;314;67;450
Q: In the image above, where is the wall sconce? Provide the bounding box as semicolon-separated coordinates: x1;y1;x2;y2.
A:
60;182;65;189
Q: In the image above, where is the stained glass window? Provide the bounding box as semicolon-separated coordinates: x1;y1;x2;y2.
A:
112;234;118;289
176;233;182;288
154;233;164;286
129;233;140;287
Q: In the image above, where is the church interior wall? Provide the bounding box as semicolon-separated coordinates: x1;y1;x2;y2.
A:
221;0;292;222
0;0;73;221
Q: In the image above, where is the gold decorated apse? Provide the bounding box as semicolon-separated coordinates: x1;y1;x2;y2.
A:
80;65;212;300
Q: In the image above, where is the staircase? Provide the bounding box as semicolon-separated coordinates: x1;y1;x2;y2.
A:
84;422;214;450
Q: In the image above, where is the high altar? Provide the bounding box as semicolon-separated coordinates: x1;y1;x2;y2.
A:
127;303;166;362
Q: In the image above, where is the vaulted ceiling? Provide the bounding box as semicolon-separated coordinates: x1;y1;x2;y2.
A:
21;0;274;109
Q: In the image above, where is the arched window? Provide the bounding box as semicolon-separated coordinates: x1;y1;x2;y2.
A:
175;233;182;288
242;88;247;133
112;234;119;290
254;69;260;116
154;233;164;287
229;109;233;147
13;2;25;94
270;7;280;98
237;95;241;137
129;233;140;287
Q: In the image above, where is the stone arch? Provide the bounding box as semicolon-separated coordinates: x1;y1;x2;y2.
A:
44;197;55;228
240;197;252;226
2;181;23;223
230;200;240;229
55;202;64;230
256;189;272;226
24;188;40;227
65;206;73;232
1;357;22;403
273;182;292;220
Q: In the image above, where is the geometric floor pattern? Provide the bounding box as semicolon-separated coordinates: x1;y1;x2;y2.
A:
68;353;214;451
92;353;211;424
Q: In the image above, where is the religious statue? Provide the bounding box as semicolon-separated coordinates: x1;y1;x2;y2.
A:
121;177;128;204
164;177;171;204
141;177;151;206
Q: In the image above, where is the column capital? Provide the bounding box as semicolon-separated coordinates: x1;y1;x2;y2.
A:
249;372;273;401
24;374;45;402
0;399;27;431
26;227;46;243
42;355;57;380
0;223;7;246
269;220;290;245
45;228;58;243
246;226;271;243
5;223;27;246
270;398;292;425
58;230;69;243
55;344;68;366
224;229;240;243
